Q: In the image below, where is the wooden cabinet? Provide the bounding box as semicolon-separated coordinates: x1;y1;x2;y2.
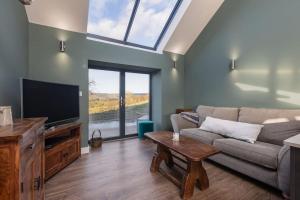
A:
175;108;193;114
0;118;47;200
44;122;81;180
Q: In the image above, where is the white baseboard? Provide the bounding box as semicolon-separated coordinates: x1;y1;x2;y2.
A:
81;146;90;155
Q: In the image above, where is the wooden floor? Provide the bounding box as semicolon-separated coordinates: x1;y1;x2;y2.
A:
45;138;284;200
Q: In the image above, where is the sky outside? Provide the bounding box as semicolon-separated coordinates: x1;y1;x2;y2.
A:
87;0;178;47
89;69;149;94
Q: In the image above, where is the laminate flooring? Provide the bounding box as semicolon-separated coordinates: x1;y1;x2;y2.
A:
45;138;284;200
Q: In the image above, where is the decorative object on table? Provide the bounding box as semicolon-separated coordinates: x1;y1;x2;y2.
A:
172;132;180;141
137;120;154;139
0;106;13;126
89;129;103;149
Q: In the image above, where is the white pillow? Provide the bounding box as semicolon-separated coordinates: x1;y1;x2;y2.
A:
199;117;264;143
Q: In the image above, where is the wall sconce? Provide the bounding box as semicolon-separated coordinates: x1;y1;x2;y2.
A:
230;59;237;71
173;61;177;69
59;41;66;52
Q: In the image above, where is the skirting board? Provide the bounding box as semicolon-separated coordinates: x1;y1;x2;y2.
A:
81;147;90;154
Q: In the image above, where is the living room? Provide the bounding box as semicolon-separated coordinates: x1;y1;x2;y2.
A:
0;0;300;200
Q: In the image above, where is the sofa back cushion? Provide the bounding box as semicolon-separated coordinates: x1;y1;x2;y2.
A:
196;105;239;124
258;121;300;146
238;107;300;124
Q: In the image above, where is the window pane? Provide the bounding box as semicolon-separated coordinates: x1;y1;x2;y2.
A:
89;69;120;139
127;0;178;47
87;0;135;40
125;73;150;135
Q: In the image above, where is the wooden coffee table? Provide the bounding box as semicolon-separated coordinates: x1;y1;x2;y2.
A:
145;131;219;199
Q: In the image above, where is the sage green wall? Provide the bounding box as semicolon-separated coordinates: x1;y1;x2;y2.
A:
0;0;28;117
185;0;300;110
28;23;184;147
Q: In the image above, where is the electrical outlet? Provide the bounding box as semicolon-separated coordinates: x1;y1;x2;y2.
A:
79;91;83;97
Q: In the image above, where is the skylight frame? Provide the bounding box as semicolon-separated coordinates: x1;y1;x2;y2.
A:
87;0;183;51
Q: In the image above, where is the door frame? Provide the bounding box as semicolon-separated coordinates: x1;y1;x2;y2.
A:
88;64;153;141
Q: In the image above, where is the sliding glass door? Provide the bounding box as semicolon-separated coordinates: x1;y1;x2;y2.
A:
89;69;150;140
89;69;120;139
125;72;150;135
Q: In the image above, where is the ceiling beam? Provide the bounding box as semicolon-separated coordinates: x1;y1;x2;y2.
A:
123;0;140;42
154;0;182;50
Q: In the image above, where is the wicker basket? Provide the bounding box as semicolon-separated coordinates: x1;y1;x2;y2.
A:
89;129;103;149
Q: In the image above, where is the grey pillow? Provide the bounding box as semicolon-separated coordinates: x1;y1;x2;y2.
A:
258;121;300;146
180;112;199;125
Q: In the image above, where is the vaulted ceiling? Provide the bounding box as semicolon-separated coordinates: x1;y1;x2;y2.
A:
25;0;223;55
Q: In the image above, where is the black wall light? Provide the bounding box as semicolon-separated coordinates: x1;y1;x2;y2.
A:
173;61;177;69
230;59;237;70
59;41;66;52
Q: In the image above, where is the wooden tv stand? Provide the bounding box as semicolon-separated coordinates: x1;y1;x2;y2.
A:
44;122;81;180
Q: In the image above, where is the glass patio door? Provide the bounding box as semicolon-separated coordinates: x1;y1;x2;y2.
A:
89;69;120;139
89;69;150;140
125;72;150;135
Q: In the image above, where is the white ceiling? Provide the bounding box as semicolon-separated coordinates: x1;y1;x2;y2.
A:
164;0;224;54
25;0;88;33
25;0;223;55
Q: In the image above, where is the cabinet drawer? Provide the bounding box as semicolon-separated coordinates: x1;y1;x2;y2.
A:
45;150;63;180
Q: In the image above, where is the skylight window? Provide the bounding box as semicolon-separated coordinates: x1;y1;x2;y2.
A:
87;0;135;40
87;0;182;50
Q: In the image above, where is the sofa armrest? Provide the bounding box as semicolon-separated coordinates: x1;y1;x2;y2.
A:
278;145;290;195
170;114;197;133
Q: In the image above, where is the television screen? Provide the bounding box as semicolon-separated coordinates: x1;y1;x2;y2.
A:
22;79;80;125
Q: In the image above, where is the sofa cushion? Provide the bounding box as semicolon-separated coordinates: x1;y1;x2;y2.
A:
238;107;300;124
258;121;300;146
180;128;224;145
196;105;239;124
213;139;281;169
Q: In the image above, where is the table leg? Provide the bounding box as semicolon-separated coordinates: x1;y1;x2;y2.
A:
150;144;174;173
181;161;209;199
197;161;209;190
290;147;300;200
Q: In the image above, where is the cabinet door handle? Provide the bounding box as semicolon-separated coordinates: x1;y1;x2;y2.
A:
34;176;41;191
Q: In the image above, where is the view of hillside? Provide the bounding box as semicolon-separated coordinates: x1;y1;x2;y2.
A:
89;92;149;138
89;92;149;115
88;70;150;138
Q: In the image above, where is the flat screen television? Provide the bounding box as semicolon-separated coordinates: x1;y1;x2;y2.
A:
21;79;80;127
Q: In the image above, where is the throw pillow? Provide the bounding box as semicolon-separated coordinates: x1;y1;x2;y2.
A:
258;121;300;146
180;112;199;125
199;117;264;143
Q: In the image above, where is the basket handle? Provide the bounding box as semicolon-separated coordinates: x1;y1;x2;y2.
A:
92;129;102;140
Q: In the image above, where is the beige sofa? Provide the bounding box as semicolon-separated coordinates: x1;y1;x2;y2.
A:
171;105;300;196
